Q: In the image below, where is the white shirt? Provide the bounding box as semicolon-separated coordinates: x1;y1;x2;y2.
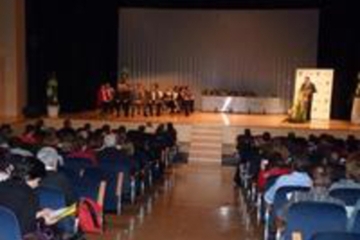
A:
264;171;313;204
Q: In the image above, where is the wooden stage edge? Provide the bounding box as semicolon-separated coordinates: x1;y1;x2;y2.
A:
2;112;360;138
47;111;360;134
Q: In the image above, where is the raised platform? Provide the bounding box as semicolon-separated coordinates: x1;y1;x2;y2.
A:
2;111;359;162
43;111;360;146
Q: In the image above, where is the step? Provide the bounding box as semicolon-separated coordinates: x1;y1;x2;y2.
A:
191;132;222;138
189;149;222;156
191;134;222;141
190;141;222;148
188;155;221;161
190;144;222;152
191;128;223;135
188;156;222;163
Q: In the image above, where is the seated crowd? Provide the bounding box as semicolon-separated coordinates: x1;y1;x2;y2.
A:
235;129;360;240
0;119;177;239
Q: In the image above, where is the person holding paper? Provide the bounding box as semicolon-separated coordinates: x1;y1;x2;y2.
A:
0;156;61;236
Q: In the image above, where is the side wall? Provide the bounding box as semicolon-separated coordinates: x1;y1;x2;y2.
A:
0;0;27;117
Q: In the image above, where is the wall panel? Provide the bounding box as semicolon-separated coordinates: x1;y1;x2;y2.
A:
118;9;319;109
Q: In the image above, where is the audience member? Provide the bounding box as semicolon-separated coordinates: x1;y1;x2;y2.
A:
330;151;360;191
37;147;76;205
0;156;59;236
264;153;313;205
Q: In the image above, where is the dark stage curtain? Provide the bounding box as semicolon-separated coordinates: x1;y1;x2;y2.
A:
317;0;360;120
26;0;118;113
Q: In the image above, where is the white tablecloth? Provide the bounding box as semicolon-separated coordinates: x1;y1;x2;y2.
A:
201;96;286;114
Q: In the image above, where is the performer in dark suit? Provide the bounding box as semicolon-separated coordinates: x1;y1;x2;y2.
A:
130;83;145;117
116;74;130;117
151;83;163;116
299;76;317;121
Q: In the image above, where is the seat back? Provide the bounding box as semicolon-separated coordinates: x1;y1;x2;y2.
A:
350;209;360;234
83;167;124;213
58;166;82;185
284;201;347;240
99;160;131;195
74;172;106;208
0;206;22;240
329;188;360;206
273;186;310;217
63;157;92;172
37;187;66;210
310;232;360;240
36;187;75;233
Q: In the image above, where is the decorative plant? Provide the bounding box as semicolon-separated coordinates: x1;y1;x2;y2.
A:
46;73;59;106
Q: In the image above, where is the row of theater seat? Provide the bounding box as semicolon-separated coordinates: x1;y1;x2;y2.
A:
236;144;360;240
0;145;177;239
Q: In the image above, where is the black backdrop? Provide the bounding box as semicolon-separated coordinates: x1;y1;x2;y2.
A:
26;0;118;113
25;0;360;119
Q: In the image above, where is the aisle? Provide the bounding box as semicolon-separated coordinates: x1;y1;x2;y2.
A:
88;163;260;240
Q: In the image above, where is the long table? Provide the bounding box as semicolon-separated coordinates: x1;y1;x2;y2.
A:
201;96;286;114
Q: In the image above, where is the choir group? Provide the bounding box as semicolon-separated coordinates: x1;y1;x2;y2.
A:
98;75;195;117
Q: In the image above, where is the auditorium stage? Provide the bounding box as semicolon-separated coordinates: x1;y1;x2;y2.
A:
44;111;360;140
54;111;358;131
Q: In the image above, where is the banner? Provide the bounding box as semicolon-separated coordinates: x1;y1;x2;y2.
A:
294;69;334;121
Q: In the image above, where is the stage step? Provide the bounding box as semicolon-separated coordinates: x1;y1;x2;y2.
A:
188;156;221;163
188;125;223;164
191;134;222;142
190;144;222;151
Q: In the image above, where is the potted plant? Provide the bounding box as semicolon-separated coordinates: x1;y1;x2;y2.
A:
46;73;60;118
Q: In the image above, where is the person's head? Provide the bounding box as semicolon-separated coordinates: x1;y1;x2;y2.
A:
138;125;146;133
308;134;318;143
35;119;45;129
42;128;58;146
63;119;72;129
0;135;9;150
268;151;287;169
104;133;117;148
36;147;63;171
291;153;311;173
156;124;165;134
0;124;13;138
24;124;35;135
310;165;331;188
304;76;311;84
287;132;296;141
244;129;252;138
118;126;126;134
83;123;92;132
345;152;360;182
262;132;271;142
167;122;174;131
10;156;46;188
101;124;111;135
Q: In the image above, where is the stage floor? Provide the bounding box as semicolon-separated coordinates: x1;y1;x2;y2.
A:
59;111;360;132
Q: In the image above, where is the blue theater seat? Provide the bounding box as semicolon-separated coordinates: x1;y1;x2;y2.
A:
283;201;347;240
0;206;22;240
310;232;360;240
